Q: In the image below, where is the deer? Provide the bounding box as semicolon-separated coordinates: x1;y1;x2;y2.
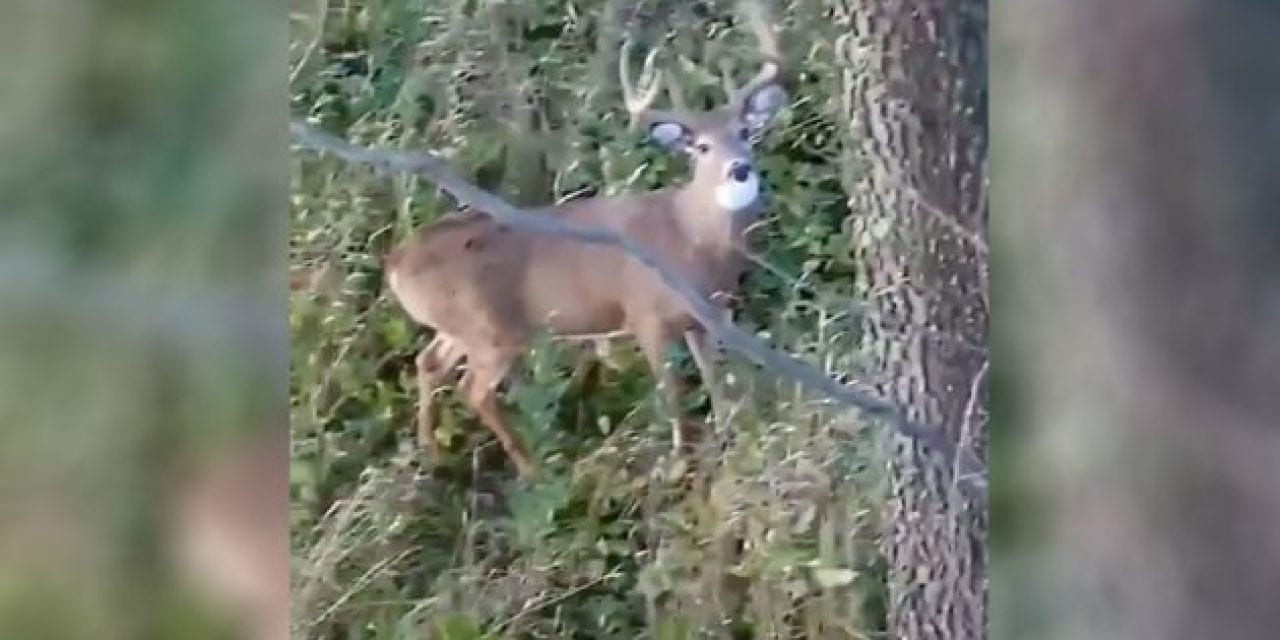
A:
384;7;788;478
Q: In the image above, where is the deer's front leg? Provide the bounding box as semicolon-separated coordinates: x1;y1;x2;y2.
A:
685;290;737;430
634;321;698;452
685;327;728;431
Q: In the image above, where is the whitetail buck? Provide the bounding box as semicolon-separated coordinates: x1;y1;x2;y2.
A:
385;9;787;477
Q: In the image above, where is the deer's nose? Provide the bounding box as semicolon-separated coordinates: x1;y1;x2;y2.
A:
728;161;753;182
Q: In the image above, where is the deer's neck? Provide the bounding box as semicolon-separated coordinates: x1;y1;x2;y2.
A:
672;181;762;252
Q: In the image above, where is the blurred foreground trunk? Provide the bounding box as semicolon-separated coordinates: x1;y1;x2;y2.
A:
996;1;1280;638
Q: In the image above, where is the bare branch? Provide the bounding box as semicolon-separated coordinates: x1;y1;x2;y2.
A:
289;120;988;488
901;178;990;256
953;359;989;493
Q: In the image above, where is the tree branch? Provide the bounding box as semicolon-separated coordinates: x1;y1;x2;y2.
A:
289;120;987;487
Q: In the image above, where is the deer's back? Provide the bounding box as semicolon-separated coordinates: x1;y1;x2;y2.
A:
386;195;685;339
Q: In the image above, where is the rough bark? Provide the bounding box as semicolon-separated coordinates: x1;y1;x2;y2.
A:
841;1;989;637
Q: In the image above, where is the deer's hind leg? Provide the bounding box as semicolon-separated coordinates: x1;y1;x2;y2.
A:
458;343;536;478
415;335;465;460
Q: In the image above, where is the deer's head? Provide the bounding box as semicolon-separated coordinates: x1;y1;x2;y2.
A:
619;6;787;213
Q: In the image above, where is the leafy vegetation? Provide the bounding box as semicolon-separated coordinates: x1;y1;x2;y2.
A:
290;0;894;637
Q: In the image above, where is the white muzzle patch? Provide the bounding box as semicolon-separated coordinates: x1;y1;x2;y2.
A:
715;172;760;212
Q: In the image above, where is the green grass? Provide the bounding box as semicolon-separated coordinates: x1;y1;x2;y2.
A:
290;0;890;637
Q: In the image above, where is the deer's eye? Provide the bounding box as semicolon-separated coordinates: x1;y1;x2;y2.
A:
694;142;711;154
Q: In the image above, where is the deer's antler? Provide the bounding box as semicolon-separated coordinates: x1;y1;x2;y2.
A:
619;39;692;129
728;0;783;111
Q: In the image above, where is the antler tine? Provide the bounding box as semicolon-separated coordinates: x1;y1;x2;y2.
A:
619;38;691;129
729;0;782;108
619;39;663;116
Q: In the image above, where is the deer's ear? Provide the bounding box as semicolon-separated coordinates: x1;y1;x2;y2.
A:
648;121;692;151
741;83;787;134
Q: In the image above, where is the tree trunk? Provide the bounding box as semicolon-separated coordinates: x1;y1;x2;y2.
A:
843;1;989;637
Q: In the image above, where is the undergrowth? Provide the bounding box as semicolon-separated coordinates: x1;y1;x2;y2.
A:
290;1;890;637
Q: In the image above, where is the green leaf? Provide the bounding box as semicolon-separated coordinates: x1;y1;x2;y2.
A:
434;614;484;640
656;615;695;640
